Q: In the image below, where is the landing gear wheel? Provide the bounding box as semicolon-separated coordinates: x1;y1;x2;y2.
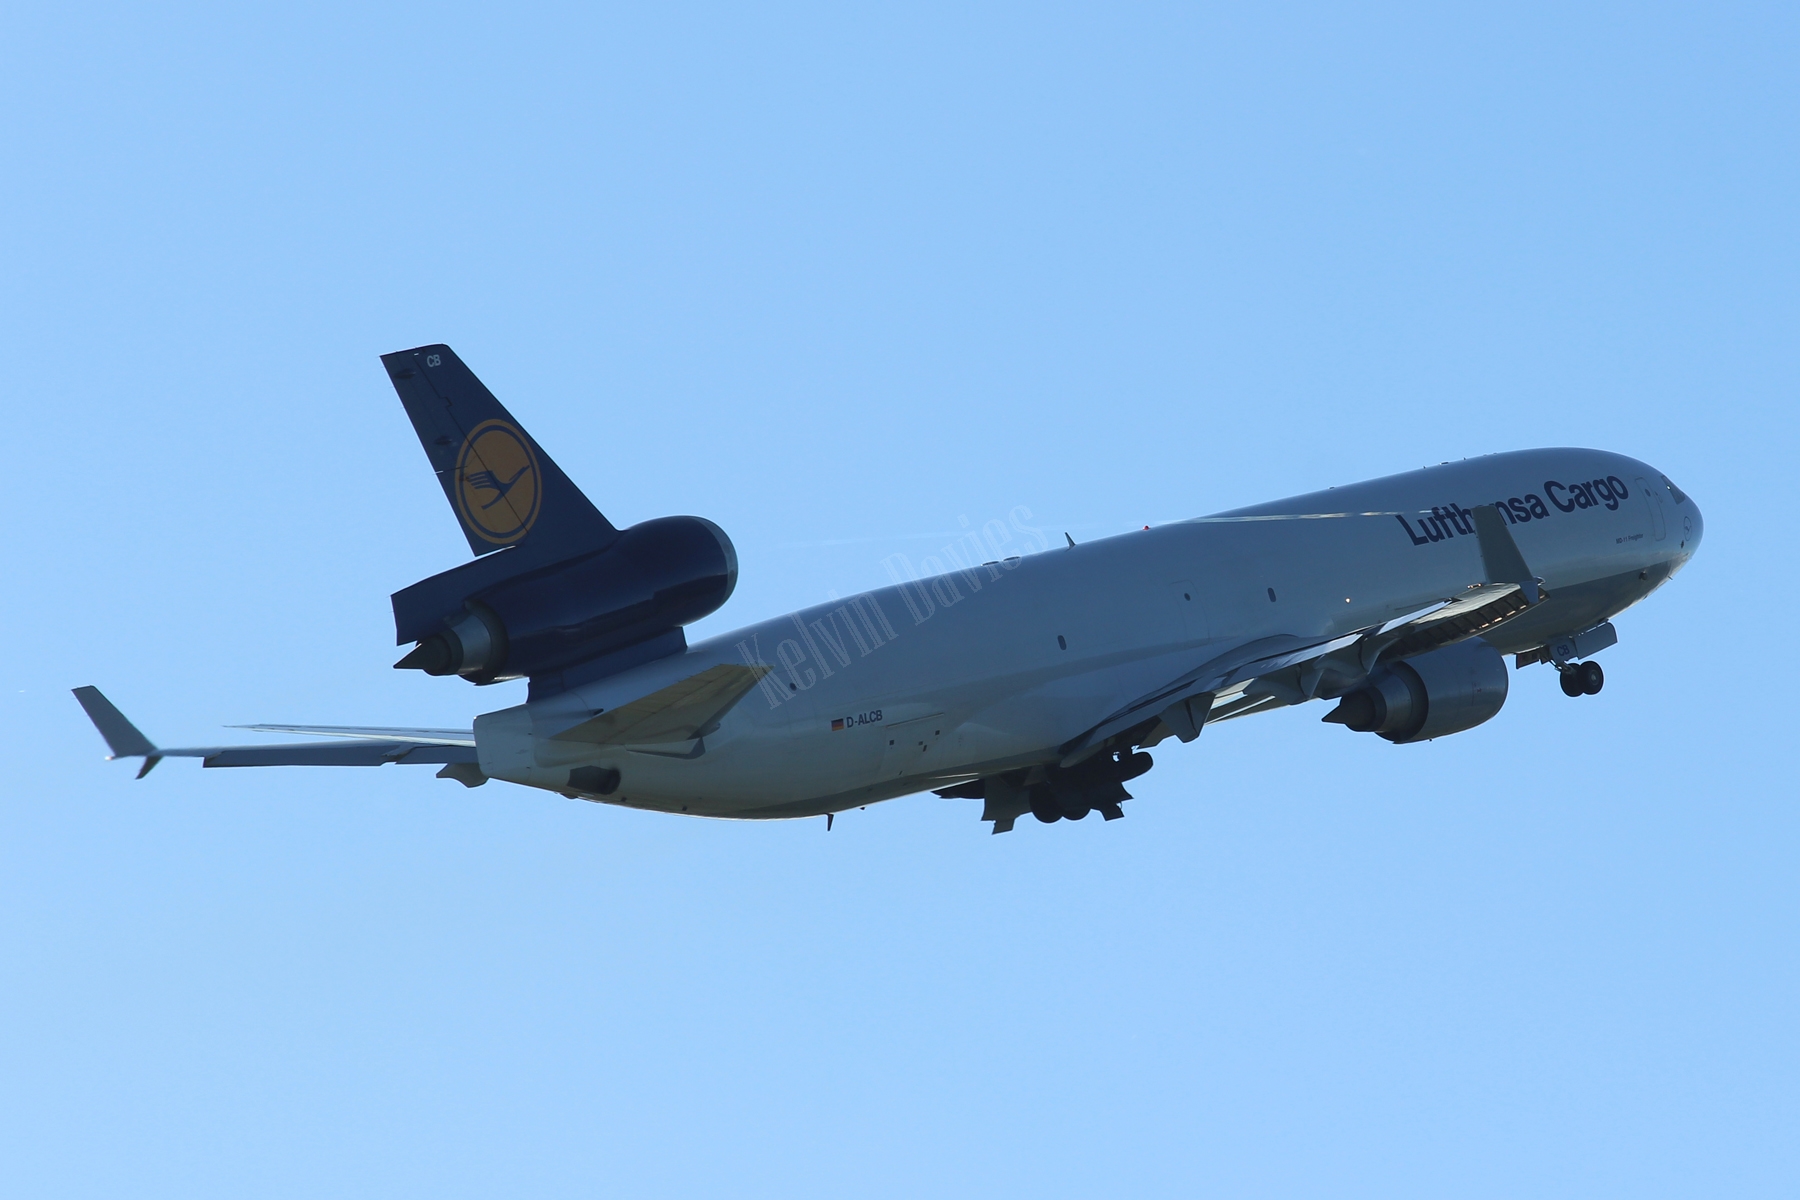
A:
1030;793;1062;823
1559;665;1584;697
1578;660;1604;695
1063;805;1090;821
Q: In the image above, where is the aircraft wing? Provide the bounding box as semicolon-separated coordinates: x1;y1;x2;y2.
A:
156;741;477;767
231;724;476;745
1057;630;1369;764
548;662;773;746
1058;503;1548;763
73;687;478;777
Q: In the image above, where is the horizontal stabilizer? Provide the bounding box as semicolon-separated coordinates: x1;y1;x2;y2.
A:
551;663;772;746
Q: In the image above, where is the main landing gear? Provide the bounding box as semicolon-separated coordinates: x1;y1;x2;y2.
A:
1559;660;1604;697
1028;750;1152;823
940;749;1156;833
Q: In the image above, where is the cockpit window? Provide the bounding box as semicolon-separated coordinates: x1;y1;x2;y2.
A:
1661;475;1690;505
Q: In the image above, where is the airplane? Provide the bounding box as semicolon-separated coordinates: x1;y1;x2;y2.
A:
75;344;1704;833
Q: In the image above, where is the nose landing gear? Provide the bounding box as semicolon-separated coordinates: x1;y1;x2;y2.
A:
1559;660;1604;697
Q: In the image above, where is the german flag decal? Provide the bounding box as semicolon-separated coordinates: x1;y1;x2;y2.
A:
831;718;846;731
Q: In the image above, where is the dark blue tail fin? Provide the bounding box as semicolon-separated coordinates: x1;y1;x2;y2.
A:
382;344;617;557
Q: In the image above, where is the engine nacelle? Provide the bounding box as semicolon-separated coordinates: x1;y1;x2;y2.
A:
1324;638;1508;743
396;515;737;683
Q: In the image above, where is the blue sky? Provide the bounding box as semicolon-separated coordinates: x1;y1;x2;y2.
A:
3;3;1795;1196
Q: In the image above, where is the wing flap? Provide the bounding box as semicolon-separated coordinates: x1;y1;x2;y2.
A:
202;742;477;767
1058;631;1368;764
154;741;479;767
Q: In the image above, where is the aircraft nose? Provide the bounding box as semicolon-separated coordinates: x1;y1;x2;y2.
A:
1655;469;1702;562
1681;495;1703;557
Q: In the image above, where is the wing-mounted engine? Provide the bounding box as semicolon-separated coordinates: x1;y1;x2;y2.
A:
1310;502;1537;741
1350;503;1549;674
1322;638;1508;743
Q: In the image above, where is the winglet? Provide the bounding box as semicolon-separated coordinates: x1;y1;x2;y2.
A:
71;687;163;777
1471;505;1542;605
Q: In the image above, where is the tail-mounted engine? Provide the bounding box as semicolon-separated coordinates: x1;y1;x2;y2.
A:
380;344;742;695
1323;638;1508;743
392;515;737;688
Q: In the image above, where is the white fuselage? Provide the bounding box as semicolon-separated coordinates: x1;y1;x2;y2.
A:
473;448;1702;818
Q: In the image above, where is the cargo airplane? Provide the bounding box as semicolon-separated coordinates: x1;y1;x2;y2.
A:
76;346;1703;832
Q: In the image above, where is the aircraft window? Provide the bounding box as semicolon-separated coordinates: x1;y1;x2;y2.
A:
1661;475;1690;505
1267;587;1278;602
1057;635;1067;650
